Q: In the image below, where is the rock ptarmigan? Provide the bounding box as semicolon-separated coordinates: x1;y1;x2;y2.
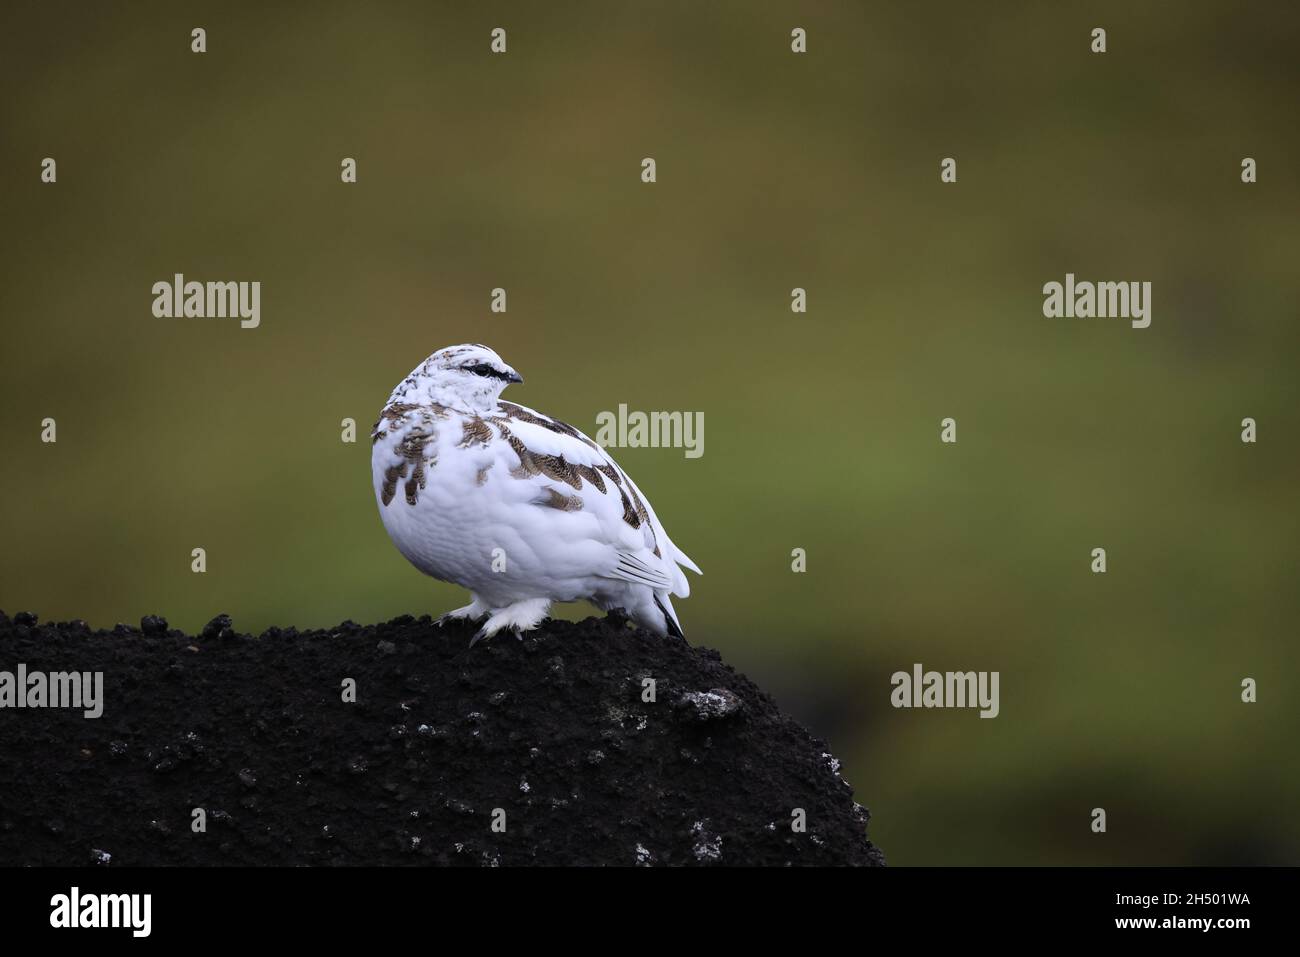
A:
371;344;700;643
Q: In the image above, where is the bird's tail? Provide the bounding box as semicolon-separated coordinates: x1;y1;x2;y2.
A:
654;593;687;642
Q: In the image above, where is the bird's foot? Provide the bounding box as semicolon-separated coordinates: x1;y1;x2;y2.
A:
468;598;552;648
436;598;488;628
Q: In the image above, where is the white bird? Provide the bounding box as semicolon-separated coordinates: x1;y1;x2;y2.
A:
371;344;700;643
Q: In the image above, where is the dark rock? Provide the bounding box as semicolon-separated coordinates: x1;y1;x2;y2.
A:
674;688;744;723
140;615;168;635
201;614;234;640
0;613;883;866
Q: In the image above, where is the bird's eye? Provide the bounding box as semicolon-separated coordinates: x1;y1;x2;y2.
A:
465;363;498;378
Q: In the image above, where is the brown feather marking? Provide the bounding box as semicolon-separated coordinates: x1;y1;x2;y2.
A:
386;426;435;506
374;402;447;443
499;426;540;479
627;483;651;525
495;417;628;513
380;402;419;425
616;486;640;527
575;464;606;493
593;463;642;528
534;452;582;490
459;416;493;448
381;462;407;507
497;402;598;449
537;487;584;511
497;422;581;488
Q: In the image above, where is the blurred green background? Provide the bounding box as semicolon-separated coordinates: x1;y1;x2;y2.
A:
2;1;1297;865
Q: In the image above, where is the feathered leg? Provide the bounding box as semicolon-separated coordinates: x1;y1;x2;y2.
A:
470;597;552;647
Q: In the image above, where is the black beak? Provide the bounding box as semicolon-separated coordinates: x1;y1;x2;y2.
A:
506;370;524;384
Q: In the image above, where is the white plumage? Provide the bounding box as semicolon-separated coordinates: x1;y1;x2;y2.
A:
371;344;700;642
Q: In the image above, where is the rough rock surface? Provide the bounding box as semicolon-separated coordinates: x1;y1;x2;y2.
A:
0;609;884;866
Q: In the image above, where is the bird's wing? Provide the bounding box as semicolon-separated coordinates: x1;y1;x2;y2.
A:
485;402;700;596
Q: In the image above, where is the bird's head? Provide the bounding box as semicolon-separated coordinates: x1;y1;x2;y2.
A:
389;343;523;410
